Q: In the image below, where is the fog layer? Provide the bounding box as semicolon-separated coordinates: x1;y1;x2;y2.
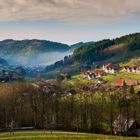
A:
3;51;72;66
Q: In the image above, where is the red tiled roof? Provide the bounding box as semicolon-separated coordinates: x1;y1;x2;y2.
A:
115;78;138;86
115;79;124;86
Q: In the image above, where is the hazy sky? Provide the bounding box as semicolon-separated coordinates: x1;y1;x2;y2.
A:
0;0;140;44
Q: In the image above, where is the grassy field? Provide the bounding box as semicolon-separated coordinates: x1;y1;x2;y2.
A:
71;72;140;85
102;72;140;83
0;131;139;140
68;74;97;86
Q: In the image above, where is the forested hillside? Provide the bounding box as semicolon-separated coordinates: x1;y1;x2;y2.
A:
70;42;94;51
44;33;140;77
73;33;140;64
0;39;70;56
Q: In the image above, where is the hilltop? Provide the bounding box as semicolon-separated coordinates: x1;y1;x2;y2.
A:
70;41;94;51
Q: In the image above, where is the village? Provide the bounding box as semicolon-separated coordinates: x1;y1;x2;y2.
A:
83;63;140;87
0;66;25;82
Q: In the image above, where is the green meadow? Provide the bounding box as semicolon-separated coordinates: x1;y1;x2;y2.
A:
102;72;140;83
0;131;139;140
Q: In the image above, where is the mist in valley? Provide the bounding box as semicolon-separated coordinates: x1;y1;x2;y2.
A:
2;51;72;67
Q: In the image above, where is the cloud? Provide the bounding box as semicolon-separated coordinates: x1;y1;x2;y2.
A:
0;0;140;23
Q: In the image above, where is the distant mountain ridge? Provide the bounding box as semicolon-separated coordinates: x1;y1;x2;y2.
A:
0;39;71;66
0;39;70;57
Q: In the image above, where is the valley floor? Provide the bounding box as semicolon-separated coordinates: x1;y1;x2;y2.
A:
0;131;139;140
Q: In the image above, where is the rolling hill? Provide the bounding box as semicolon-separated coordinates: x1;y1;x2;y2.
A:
0;39;70;66
72;33;140;65
0;39;70;56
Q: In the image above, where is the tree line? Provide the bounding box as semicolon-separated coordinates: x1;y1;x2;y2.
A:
0;82;140;134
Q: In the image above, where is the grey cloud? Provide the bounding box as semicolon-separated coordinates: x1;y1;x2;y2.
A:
0;0;139;23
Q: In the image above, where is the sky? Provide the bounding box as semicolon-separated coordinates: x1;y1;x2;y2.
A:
0;0;140;45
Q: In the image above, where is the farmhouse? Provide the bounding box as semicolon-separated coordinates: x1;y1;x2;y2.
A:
113;114;140;136
102;63;119;74
83;71;105;80
115;78;139;87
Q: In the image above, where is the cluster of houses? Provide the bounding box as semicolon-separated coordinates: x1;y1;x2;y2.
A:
83;71;106;80
0;66;25;82
83;63;119;80
102;63;120;74
102;63;140;74
121;66;140;74
83;63;140;87
84;63;140;80
83;63;120;80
